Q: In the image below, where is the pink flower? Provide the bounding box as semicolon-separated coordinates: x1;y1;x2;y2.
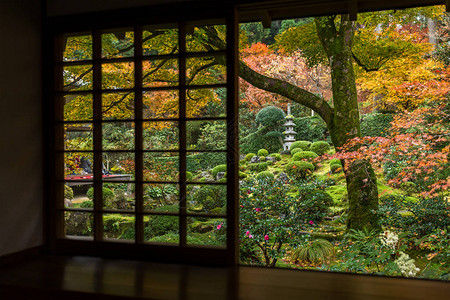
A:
249;235;253;238
309;220;314;225
217;224;222;230
264;235;269;241
255;208;261;212
246;231;250;236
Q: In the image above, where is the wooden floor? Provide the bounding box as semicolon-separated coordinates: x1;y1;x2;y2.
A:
0;255;449;300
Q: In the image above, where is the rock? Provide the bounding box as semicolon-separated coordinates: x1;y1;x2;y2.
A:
164;193;178;204
266;156;276;162
190;222;214;233
276;172;289;183
200;171;214;182
249;156;260;164
239;154;246;160
216;172;226;181
64;198;73;208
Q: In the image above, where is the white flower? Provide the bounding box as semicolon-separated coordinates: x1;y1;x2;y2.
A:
380;230;399;249
395;252;420;278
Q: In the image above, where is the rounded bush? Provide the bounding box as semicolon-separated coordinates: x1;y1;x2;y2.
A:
284;161;314;179
269;153;281;161
256;171;275;181
290;141;312;151
186;171;193;181
310;141;331;156
292;151;318;162
64;185;74;200
329;159;342;167
255;106;285;127
211;164;227;177
257;149;269;157
245;153;256;161
290;148;302;155
248;162;268;172
87;187;115;208
330;164;343;173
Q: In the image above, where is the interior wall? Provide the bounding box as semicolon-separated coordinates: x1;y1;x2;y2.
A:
0;0;43;257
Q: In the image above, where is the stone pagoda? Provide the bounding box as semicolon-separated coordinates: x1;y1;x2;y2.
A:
283;103;296;151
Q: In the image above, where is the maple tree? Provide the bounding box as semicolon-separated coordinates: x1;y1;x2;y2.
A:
239;43;332;113
194;8;445;231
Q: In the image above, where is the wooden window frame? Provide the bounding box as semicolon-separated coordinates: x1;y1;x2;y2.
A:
46;7;239;267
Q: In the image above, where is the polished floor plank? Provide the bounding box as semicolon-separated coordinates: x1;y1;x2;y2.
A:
0;255;449;300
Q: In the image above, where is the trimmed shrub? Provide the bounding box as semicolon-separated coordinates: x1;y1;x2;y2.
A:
211;164;227;177
256;106;285;127
329;159;342;167
310;141;331;156
269;153;281;161
245;153;256;161
257;149;269;157
240;128;283;154
87;187;115;208
290;148;302;155
259;156;266;162
284;161;314;179
330;164;343;173
290;140;312;151
292;151;319;162
190;185;226;212
248;162;268;172
64;185;74;200
256;171;275;181
360;113;394;137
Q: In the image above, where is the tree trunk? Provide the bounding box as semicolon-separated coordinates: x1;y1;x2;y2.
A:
315;15;380;231
201;20;380;231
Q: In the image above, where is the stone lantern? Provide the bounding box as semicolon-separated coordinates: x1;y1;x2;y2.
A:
283;103;296;151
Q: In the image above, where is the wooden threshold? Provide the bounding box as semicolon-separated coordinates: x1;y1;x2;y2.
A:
1;255;449;300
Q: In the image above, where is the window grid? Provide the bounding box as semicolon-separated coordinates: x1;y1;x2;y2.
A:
57;23;231;249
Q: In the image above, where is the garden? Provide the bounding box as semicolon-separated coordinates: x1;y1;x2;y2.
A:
63;5;449;280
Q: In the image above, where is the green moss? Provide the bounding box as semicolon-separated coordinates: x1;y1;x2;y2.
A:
325;185;347;206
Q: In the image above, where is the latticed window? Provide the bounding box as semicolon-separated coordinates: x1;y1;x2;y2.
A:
50;13;239;265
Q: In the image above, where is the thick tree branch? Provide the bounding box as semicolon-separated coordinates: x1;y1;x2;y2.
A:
239;61;334;126
200;25;334;125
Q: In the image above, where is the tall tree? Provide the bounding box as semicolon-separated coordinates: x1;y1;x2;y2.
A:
200;16;381;231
